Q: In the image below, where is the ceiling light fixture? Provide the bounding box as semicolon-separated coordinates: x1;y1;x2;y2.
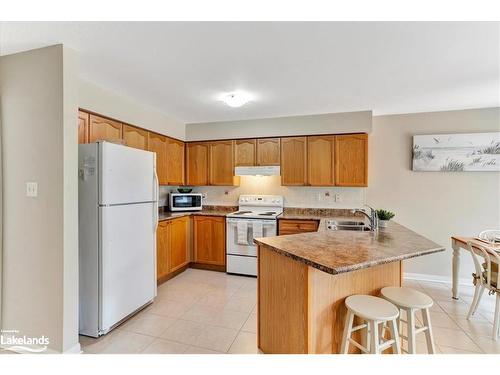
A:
219;91;253;108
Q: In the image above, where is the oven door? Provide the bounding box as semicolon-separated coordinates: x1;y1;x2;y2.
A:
226;218;277;257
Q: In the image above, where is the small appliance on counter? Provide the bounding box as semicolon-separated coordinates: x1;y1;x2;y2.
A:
169;192;203;211
226;195;284;276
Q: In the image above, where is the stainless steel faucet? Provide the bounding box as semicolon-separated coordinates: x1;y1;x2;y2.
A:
350;205;378;231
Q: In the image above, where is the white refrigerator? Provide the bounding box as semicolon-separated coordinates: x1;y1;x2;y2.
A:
78;142;158;337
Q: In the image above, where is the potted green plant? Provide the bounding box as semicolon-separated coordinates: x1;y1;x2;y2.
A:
376;209;395;228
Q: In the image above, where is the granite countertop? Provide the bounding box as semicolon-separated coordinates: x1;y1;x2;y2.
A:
254;220;445;275
278;207;363;221
158;205;236;221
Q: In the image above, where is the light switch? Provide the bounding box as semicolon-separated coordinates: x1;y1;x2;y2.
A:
26;182;38;197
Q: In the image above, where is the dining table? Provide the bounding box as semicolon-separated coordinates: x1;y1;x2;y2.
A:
451;236;500;299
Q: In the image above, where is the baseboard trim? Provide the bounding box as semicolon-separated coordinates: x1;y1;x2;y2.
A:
404;272;470;286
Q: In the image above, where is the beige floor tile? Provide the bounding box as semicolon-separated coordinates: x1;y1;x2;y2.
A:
228;331;258;354
400;338;437;354
211;309;251;330
423;311;460;330
184;345;223;354
156;288;204;305
91;331;155;354
120;313;177;337
193;325;239;352
196;290;234;308
79;334;113;354
160;319;204;345
470;335;500;354
415;326;482;352
436;300;472;316
241;313;257;333
141;338;189;354
449;314;495;338
224;295;256;313
182;304;222;325
148;298;193;318
438;345;482;354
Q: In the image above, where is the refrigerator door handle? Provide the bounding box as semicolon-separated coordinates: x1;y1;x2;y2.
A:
153;170;159;232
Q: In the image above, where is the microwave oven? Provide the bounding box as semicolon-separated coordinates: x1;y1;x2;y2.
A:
169;193;203;211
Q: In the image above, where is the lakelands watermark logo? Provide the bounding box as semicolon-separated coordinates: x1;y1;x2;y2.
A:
1;329;50;353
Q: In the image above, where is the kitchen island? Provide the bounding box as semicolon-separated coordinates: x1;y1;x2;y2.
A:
254;220;445;354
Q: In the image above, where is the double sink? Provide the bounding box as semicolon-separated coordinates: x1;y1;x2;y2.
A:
325;219;371;231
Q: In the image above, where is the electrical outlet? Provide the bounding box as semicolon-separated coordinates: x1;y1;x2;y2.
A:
334;193;342;202
325;191;331;197
202;193;207;199
26;182;38;197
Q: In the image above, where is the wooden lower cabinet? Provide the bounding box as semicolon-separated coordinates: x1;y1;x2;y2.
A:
193;216;226;266
169;216;189;272
278;219;319;235
156;216;189;283
156;221;171;282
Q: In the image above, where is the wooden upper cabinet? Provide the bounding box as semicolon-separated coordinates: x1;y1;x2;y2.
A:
193;216;226;266
148;133;168;185
281;137;307;186
123;124;148;150
307;135;335;186
186;142;209;186
166;137;185;185
257;138;281;166
234;139;256;167
169;216;189;273
335;133;368;187
89;114;122;143
156;221;170;282
78;111;89;144
209;140;235;186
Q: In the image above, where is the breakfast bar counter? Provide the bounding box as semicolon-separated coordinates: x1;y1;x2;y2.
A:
254;221;445;354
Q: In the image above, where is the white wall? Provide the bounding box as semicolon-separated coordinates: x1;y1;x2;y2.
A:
0;45;79;353
368;108;500;280
186;110;372;141
79;79;185;140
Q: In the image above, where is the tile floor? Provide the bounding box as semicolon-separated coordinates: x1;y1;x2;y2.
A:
5;269;499;355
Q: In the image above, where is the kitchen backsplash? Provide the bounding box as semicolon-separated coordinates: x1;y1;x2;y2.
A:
159;175;366;209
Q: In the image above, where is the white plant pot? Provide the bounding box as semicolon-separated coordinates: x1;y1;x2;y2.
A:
379;220;389;228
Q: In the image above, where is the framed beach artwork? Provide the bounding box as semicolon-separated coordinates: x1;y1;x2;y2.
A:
412;132;500;172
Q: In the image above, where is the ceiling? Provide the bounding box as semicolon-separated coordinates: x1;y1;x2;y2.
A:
1;22;498;124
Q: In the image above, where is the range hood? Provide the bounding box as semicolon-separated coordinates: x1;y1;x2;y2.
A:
234;166;281;176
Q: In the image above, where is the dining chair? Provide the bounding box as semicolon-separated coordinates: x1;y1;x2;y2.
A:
479;230;500;243
466;241;500;340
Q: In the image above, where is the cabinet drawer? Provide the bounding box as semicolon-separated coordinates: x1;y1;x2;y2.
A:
278;219;319;235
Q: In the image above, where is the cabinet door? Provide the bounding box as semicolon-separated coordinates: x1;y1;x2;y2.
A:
335;134;368;187
89;114;122;143
186;142;209;186
156;221;170;282
235;139;256;166
256;138;280;166
123;124;148;150
169;216;189;273
209;140;235;186
148;133;168;185
307;135;335;186
281;137;307;186
193;216;225;266
166;137;185;185
78;111;89;144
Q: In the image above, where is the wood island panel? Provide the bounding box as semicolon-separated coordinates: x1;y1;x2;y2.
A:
257;245;402;354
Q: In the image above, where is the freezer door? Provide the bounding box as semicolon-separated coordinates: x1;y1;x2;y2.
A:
99;142;156;205
99;203;156;332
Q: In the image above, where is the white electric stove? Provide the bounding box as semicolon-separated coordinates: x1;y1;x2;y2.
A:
226;195;284;276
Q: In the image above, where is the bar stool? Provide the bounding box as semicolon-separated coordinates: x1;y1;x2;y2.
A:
341;295;401;354
381;286;436;354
